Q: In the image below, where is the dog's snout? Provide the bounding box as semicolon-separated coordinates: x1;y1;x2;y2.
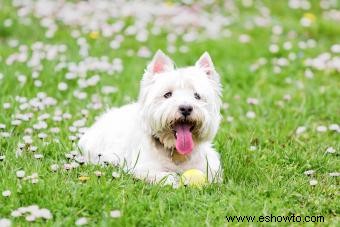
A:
179;105;193;117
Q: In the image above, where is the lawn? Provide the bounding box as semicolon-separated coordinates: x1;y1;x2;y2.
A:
0;0;339;226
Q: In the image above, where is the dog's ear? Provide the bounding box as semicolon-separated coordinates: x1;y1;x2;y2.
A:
147;50;174;74
195;52;216;79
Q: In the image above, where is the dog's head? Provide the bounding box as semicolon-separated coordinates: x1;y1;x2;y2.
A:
138;50;222;155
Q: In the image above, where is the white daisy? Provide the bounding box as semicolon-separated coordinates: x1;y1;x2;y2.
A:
75;217;88;226
2;190;11;197
16;170;26;178
110;210;122;218
309;179;318;186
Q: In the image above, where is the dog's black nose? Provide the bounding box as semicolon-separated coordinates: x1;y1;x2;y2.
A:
179;105;193;117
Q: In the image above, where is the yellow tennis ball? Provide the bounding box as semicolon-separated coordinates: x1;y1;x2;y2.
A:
180;169;207;187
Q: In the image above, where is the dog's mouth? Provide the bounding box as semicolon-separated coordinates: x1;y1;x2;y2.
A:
172;119;195;155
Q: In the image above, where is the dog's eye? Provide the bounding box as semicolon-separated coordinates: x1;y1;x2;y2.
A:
164;92;172;98
194;92;201;100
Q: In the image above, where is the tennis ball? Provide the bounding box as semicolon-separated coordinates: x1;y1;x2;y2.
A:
180;169;207;187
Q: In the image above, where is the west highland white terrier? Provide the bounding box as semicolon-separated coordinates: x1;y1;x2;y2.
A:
79;50;223;186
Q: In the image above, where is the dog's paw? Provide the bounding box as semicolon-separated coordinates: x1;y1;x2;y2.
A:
207;169;223;184
159;173;180;188
133;170;180;188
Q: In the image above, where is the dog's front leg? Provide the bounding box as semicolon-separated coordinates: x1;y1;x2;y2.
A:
132;169;180;187
190;144;223;183
204;148;223;184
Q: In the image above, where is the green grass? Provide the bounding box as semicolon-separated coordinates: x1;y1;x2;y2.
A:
0;0;339;226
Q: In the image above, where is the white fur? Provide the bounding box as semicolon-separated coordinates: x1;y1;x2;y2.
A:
79;50;223;187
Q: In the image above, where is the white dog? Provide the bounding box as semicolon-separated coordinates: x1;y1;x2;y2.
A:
79;50;223;186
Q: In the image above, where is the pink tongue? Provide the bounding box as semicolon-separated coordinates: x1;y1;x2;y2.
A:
175;124;194;155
